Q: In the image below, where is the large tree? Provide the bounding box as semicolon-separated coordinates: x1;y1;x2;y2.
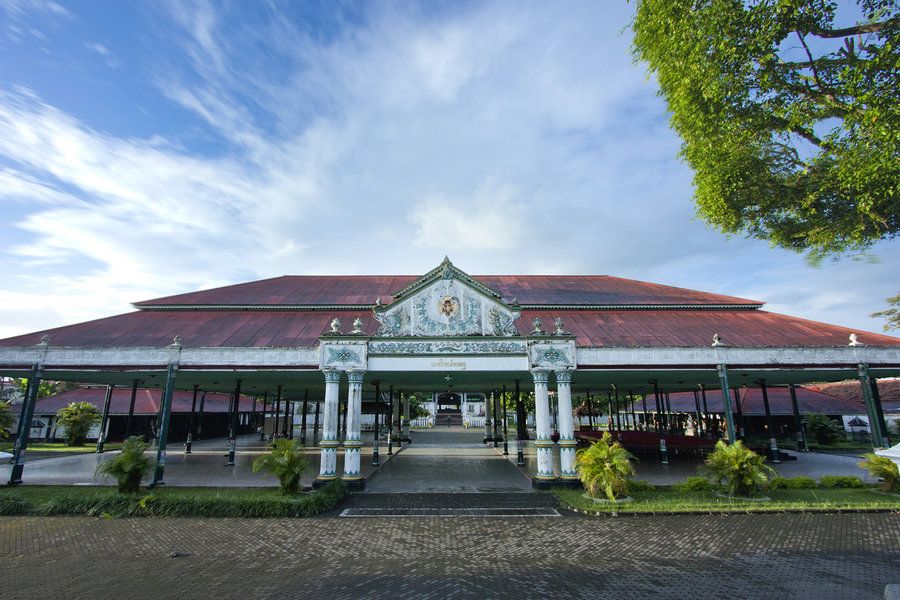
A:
632;0;899;260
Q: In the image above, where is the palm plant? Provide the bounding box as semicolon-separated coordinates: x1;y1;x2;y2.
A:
252;438;308;495
95;436;152;493
56;401;101;446
858;453;900;492
575;432;635;501
702;440;773;497
0;401;14;440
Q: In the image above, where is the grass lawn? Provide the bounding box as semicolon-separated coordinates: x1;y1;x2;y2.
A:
553;486;900;514
0;482;347;518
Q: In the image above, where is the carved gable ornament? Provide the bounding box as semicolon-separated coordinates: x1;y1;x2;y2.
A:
320;340;368;369
373;258;521;337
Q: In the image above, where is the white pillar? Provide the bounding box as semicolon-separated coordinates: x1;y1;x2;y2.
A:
484;393;493;440
343;370;364;480
402;392;411;438
318;369;341;481
555;370;577;480
533;370;556;481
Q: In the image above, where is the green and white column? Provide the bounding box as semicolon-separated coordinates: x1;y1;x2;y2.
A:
532;369;556;484
317;369;342;483
555;370;578;482
343;370;365;483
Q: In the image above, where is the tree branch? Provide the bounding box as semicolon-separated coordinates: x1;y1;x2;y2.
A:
811;19;893;38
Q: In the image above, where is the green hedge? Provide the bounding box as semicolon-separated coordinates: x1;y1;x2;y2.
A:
0;481;347;518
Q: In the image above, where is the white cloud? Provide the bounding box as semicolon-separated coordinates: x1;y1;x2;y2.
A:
0;0;897;340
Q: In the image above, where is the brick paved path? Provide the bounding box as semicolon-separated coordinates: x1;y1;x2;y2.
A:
2;512;898;599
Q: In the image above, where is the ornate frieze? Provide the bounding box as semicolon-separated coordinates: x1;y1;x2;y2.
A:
320;341;367;369
368;340;527;355
372;258;521;337
529;340;576;369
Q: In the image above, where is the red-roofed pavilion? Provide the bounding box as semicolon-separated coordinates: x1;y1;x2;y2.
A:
2;258;898;487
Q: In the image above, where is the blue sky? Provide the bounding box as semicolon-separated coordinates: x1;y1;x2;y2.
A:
0;0;897;339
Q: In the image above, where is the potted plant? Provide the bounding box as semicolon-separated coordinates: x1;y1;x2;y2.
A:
252;438;308;495
95;436;152;493
702;440;773;497
576;432;635;502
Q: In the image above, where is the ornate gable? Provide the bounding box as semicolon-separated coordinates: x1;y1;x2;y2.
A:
373;258;521;337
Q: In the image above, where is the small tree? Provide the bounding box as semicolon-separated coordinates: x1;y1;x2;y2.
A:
858;453;900;493
56;401;101;446
252;438;307;495
575;432;635;501
702;440;774;497
0;401;14;440
802;413;843;444
95;436;152;493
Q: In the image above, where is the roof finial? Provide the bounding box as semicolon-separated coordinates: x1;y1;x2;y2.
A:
848;333;864;347
711;333;725;347
38;335;50;346
329;317;342;334
172;335;182;347
351;318;364;335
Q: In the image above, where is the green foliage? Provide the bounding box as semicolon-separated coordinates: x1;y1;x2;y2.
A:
674;475;714;493
628;480;656;493
0;481;347;517
94;436;152;494
702;440;774;497
0;493;32;515
252;438;307;495
632;0;900;261
56;401;100;446
0;401;14;440
858;453;900;492
769;476;818;490
871;293;900;331
819;475;865;488
575;432;636;501
404;393;430;419
16;379;78;400
802;413;843;444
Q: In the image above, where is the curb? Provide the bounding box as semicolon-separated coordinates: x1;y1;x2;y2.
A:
565;506;900;518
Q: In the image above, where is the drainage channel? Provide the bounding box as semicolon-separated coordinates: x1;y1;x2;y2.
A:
340;507;561;518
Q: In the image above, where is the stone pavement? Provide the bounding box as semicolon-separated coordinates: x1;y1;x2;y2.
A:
2;512;898;599
364;427;533;493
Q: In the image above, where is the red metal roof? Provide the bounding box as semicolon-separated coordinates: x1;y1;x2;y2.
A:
1;307;898;349
133;275;763;307
807;379;900;413
32;387;255;415
638;386;868;416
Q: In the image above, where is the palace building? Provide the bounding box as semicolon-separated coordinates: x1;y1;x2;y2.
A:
2;257;899;488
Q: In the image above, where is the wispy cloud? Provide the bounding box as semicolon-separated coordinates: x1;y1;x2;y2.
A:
0;0;897;340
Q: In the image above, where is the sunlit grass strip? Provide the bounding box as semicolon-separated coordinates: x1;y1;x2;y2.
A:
0;481;346;518
553;487;900;515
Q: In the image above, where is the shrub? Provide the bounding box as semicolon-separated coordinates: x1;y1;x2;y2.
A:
701;440;773;497
0;493;31;515
629;480;655;493
95;436;152;494
0;401;14;440
857;454;900;493
769;476;817;490
674;476;714;493
56;401;101;446
575;432;635;501
818;475;864;489
252;438;308;495
802;413;842;445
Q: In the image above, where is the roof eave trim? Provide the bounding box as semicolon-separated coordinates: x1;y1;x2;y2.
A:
133;303;766;311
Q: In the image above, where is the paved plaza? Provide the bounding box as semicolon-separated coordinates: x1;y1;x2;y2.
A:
2;511;899;599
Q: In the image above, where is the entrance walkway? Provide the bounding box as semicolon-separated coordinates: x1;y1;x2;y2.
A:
364;427;533;493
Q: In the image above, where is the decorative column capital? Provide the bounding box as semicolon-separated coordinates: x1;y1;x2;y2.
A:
555;370;572;384
531;369;550;384
347;370;366;384
716;363;727;378
323;369;342;383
